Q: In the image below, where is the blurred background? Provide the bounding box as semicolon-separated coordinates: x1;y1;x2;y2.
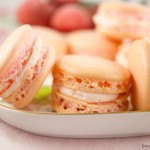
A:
0;0;149;44
0;0;150;66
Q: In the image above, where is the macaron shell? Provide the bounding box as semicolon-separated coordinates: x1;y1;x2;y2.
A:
55;55;130;81
51;90;128;113
33;26;68;57
0;25;34;77
97;24;147;41
67;30;119;59
4;47;55;108
96;27;123;41
53;69;130;94
129;38;150;110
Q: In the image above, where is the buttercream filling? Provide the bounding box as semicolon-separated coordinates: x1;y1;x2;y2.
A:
59;87;119;102
1;37;42;98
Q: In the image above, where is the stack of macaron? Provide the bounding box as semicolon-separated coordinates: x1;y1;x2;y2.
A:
0;24;132;113
1;1;150;113
52;55;130;113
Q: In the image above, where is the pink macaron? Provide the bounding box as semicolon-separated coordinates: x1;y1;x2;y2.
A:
50;4;93;32
0;25;55;108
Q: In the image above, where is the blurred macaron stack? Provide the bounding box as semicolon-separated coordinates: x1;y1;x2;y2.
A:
2;0;149;61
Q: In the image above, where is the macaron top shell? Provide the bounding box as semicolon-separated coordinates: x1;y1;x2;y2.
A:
55;55;130;81
129;38;150;110
0;25;34;77
67;30;103;49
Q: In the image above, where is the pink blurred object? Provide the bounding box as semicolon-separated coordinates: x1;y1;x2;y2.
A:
54;0;78;4
17;0;55;26
50;4;94;32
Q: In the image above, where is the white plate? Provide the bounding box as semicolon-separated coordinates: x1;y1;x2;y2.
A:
0;100;150;138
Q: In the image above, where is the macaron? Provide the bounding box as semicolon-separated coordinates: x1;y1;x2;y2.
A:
50;4;93;32
52;55;130;113
93;2;150;41
17;0;55;26
67;30;120;60
0;25;55;108
129;38;150;111
33;26;68;57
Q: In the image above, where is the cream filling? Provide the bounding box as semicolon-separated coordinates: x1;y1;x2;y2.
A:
59;87;119;102
2;37;42;98
93;15;149;27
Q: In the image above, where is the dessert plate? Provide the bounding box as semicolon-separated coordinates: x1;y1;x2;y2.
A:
0;99;150;138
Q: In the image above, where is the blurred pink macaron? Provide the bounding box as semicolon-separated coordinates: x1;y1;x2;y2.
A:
33;26;68;58
49;4;93;32
66;29;120;60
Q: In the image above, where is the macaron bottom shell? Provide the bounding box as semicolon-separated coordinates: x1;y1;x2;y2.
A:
98;25;148;41
51;91;128;113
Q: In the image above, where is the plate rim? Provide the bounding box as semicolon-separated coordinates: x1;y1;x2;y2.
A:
0;102;149;116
